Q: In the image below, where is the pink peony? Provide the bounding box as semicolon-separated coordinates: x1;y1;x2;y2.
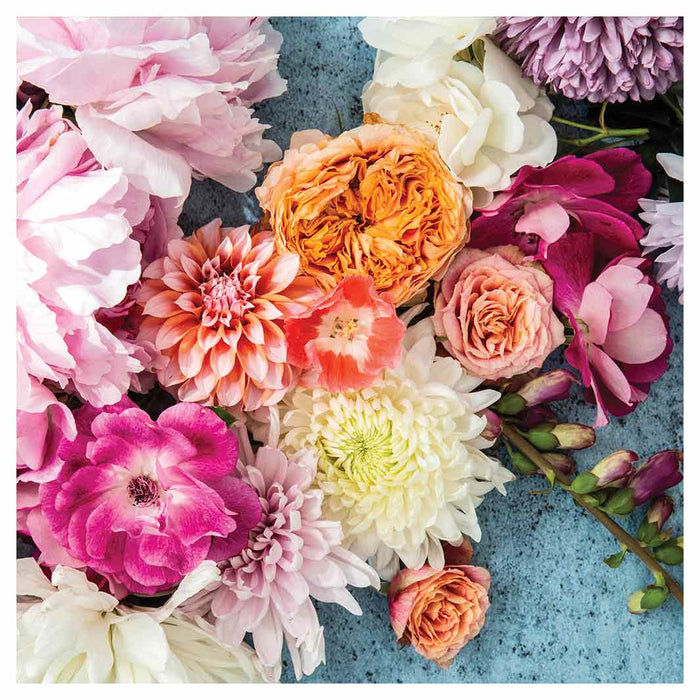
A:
37;398;261;596
183;431;380;681
471;148;651;265
17;17;286;199
17;103;147;408
284;276;405;392
136;219;319;411
433;246;564;380
545;233;671;427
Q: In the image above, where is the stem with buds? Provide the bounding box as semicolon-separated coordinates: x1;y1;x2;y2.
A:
501;423;683;607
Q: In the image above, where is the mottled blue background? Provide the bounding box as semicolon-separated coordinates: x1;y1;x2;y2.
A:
184;17;684;684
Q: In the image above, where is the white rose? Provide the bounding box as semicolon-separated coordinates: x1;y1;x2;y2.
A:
16;559;264;683
363;39;557;206
358;16;497;87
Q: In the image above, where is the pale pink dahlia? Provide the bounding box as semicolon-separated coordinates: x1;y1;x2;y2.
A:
137;219;319;411
184;433;380;681
17;103;146;408
17;17;286;198
37;399;261;596
494;17;683;103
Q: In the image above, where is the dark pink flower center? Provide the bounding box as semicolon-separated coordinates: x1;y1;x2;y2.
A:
200;269;253;327
127;475;160;507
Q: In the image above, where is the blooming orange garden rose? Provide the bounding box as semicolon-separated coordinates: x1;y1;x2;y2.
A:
256;122;472;305
136;219;319;411
433;245;565;380
388;542;490;669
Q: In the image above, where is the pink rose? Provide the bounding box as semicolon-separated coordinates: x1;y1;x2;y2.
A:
388;542;490;669
433;245;565;380
545;233;671;426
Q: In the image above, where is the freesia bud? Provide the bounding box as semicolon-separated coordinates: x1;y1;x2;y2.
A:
653;542;683;565
491;393;526;416
569;450;638;494
542;452;575;476
628;586;669;614
517;369;578;407
525;424;558;451
603;487;636;516
628;451;683;505
647;496;674;531
479;409;502;442
517;406;558;431
550;423;596;450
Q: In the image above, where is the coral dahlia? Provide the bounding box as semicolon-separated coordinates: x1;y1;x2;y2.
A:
273;317;514;579
137;219;319;411
183;435;379;681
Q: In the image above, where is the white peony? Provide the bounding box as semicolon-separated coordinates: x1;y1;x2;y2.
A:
639;153;684;303
17;559;264;683
268;316;514;580
362;32;557;207
358;16;497;88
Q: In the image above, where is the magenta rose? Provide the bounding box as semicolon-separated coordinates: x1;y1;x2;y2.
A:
433;245;565;380
545;233;671;426
38;397;261;596
471;148;651;266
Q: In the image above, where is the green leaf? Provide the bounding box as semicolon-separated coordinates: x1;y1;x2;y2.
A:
640;586;669;610
208;406;236;427
604;546;628;568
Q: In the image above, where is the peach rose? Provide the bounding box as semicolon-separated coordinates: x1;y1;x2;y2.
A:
387;542;490;669
256;121;471;305
433;245;565;380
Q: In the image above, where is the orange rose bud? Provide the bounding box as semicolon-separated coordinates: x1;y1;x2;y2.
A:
256;123;471;305
387;563;490;669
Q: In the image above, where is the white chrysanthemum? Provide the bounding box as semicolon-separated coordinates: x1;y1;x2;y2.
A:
275;317;514;579
640;153;684;303
17;559;264;684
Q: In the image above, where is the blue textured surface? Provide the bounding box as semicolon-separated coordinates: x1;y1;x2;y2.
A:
184;17;684;684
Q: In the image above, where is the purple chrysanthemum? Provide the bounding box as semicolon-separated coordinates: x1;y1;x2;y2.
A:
494;17;683;103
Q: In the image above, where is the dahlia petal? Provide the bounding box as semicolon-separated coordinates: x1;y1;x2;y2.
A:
155;313;199;349
238;337;268;383
252;609;284;668
177;327;206;378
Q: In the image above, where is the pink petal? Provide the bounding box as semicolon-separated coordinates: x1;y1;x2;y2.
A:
515;199;570;243
588;344;632;405
577;281;612;345
603;309;668;365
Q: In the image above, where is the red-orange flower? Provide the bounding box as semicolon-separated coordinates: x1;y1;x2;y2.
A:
137;219;318;410
284;276;405;392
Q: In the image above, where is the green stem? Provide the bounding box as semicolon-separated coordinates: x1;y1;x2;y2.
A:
561;128;650;148
661;93;683;123
502;424;683;607
551;116;604;133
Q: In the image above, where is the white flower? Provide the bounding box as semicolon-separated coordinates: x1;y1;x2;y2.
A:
358;16;497;88
17;559;264;683
272;317;514;580
639;153;684;303
363;37;557;207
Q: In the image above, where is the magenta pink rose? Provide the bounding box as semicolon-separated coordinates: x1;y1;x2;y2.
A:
545;233;672;426
433;245;565;380
471;148;651;265
37;398;261;596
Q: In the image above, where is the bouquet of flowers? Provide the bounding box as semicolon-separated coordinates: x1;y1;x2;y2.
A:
16;15;683;683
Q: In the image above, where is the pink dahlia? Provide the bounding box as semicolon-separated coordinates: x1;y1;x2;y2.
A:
183;433;380;680
285;276;405;392
546;233;671;427
494;17;683;103
17;17;286;199
137;219;319;411
17;103;147;408
471;148;651;267
37;398;261;596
